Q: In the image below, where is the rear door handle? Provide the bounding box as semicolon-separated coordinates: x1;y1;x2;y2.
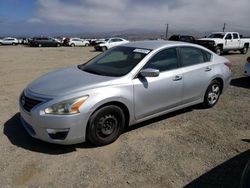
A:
205;67;212;72
173;75;182;81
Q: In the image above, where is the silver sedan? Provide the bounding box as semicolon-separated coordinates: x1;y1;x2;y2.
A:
19;41;232;145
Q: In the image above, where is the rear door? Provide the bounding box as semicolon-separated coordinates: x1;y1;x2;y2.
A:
179;47;214;104
232;33;241;49
133;47;183;120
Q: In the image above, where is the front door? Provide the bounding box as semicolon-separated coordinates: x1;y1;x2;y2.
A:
133;47;183;120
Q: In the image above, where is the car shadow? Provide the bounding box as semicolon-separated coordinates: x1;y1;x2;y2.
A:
4;104;202;154
184;149;250;188
231;77;250;89
3;113;95;155
125;106;196;133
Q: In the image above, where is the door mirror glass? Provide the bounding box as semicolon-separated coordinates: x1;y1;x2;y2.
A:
140;68;160;77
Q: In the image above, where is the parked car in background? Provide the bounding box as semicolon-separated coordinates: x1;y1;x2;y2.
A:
29;37;62;47
67;38;90;47
19;40;231;146
0;37;19;45
244;57;250;76
169;35;197;43
197;32;250;55
95;38;129;51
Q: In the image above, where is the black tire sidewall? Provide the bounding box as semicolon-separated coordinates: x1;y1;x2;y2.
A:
242;47;248;54
87;105;125;146
203;80;221;108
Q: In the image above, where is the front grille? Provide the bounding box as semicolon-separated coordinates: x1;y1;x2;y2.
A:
21;94;43;112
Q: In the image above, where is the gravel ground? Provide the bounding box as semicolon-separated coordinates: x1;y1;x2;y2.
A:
0;45;249;188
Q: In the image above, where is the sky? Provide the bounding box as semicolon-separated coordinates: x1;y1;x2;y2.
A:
0;0;250;36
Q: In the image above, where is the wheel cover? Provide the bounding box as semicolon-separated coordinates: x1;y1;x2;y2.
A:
216;48;221;55
97;114;118;138
208;84;220;105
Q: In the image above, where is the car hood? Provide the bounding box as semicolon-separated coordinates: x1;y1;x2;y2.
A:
27;66;115;97
198;38;221;41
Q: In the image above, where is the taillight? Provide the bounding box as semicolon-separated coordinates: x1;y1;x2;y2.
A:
224;62;232;71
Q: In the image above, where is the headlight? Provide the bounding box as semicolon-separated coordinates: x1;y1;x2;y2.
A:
44;96;89;115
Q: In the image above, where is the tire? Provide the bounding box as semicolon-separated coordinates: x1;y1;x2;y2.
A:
203;80;222;108
85;43;89;47
57;43;61;47
71;43;75;47
12;43;15;46
38;44;42;47
241;46;248;54
102;46;108;51
215;46;222;55
87;105;125;146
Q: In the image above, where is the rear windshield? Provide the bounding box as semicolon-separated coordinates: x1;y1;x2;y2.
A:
208;34;225;39
78;46;151;77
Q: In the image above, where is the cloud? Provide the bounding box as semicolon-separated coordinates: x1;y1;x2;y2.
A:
1;0;249;36
28;0;250;32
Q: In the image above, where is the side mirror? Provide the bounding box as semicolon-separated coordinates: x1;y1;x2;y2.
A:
140;68;160;77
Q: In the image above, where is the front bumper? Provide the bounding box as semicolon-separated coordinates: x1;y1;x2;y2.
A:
19;95;90;145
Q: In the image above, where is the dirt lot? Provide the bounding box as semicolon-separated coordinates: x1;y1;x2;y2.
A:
0;45;249;188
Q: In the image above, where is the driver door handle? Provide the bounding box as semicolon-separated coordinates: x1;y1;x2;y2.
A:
205;67;212;72
173;75;182;81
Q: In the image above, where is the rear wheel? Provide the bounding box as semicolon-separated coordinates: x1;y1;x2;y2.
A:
71;43;75;47
241;46;248;54
203;80;222;108
87;105;125;146
38;43;42;47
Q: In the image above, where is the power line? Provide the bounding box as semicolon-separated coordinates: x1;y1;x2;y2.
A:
223;23;226;32
165;24;169;39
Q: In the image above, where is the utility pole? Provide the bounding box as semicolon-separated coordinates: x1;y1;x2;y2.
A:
165;24;169;40
223;23;226;32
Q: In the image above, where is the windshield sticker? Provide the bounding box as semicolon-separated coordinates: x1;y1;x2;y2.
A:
133;49;151;54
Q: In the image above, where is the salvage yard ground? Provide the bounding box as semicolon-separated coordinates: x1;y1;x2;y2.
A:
0;45;249;188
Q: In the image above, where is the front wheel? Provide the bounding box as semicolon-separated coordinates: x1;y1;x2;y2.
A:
102;46;108;51
241;46;248;54
203;80;222;108
215;46;222;55
87;105;125;146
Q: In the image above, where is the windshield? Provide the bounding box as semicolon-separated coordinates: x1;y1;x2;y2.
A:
105;39;109;42
208;33;225;39
78;46;151;77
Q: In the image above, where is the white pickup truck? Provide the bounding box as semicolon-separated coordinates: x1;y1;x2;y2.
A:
197;32;250;55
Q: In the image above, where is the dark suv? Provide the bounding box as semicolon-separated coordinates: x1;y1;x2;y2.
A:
29;37;61;47
169;35;197;43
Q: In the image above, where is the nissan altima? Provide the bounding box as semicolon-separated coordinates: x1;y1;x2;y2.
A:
19;41;232;146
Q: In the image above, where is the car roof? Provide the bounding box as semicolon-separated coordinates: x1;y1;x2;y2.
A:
121;40;187;50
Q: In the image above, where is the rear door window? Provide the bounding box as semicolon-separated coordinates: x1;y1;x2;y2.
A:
180;47;206;67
